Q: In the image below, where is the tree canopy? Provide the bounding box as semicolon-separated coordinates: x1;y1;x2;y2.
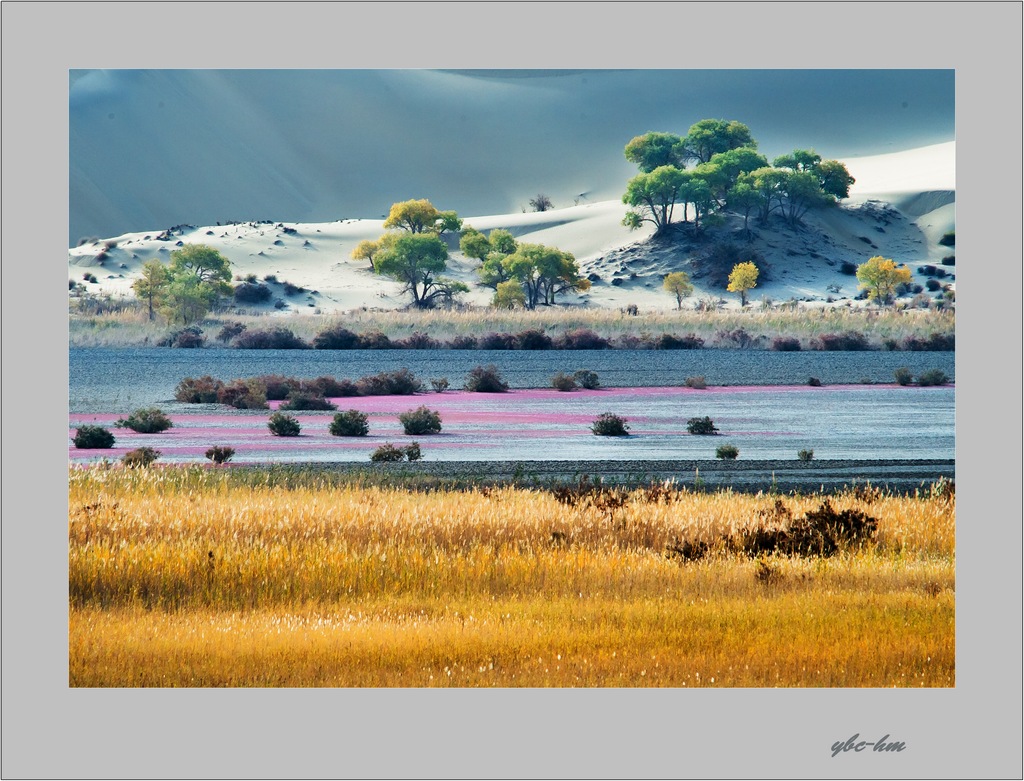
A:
663;271;694;310
132;244;232;324
727;261;759;306
374;233;467;308
856;256;912;304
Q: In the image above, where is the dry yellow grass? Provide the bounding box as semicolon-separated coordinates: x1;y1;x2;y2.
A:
69;466;954;687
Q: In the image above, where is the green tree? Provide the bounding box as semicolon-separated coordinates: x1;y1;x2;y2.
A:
682;119;757;164
772;149;822;172
856;256;912;305
162;244;232;324
351;237;392;271
624;131;686;172
663;271;694;309
492;279;527;309
727;261;759;306
779;169;829;226
373;232;467;308
814;159;856;201
478;251;514;290
132;259;170;320
725;181;761;237
435;210;463;236
487;229;517;256
502;243;588;308
459;227;491;262
167;244;233;287
622;165;686;233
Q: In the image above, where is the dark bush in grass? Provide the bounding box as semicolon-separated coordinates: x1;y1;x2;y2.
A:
123;446;160;467
917;369;949;387
715;444;739;460
591;413;630;436
403;442;423;462
217;380;268;410
479;332;518;350
356;368;423;396
280;393;337;411
233;282;273;303
552;372;578;391
115;407;173;433
465;364;509;393
573;370;600;389
925;278;942;292
556;328;611;350
398;406;442;435
312;325;362;350
902;332;955;351
894;367;914;386
268;412;301;437
918;265;937;276
430;378;450;393
233;327;309;350
395;331;441;349
83;272;98;283
941;255;955;266
73;425;115;449
771;337;801;352
657;333;704;350
354;330;391;349
807;377;822;387
329;410;370;437
797;449;814;462
166;327;205;349
175;376;224;403
449;335;479;350
205;445;235;465
939;231;955;247
217;322;247;344
515;329;553;350
370;443;407;463
839;261;858;276
687;416;719;435
811;331;870;351
684;376;707;389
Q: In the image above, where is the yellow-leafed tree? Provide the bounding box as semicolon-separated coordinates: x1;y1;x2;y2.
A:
727;261;759;306
856;256;912;305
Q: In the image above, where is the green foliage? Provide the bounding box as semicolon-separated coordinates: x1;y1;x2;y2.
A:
115;407;173;433
403;442;423;462
727;262;759;306
329;410;370;437
493;279;527;310
663;271;694;309
682;119;757;164
797;449;814;462
279;393;337;411
917;369;949;387
205;446;235;465
622;165;686;232
624;131;686;172
373;233;466;308
459;228;491;262
687;416;719;435
502;243;590;308
856;256;913;304
591;413;630;436
123;447;160;467
370;443;406;463
894;367;914;386
398;406;442;435
161;244;233;325
132;259;170;321
551;372;578;391
715;444;740;460
382;199;441;234
267;412;301;437
573;370;600;389
73;425;115;449
464;365;509;393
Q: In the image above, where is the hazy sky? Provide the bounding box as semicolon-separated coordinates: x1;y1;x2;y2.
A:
70;69;954;242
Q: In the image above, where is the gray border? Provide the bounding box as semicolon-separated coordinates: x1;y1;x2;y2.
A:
3;2;1021;779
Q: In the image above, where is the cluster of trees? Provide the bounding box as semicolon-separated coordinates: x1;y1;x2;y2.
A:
132;244;233;324
622;119;855;234
351;198;589;310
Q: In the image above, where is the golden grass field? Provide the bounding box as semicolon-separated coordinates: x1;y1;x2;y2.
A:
69;466;954;687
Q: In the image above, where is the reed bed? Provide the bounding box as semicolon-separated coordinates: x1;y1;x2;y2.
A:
69;465;955;687
69;305;954;349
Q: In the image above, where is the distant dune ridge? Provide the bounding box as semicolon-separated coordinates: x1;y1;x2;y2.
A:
69;69;954;312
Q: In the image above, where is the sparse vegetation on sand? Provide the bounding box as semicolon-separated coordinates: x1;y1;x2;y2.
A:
69;466;954;687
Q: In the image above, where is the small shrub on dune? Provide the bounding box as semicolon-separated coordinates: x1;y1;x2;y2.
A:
268;412;301;437
591;413;630;436
797;449;814;462
939;231;955;247
279;393;337;411
217;380;268;410
573;370;600;389
556;328;611;350
233;327;309;350
917;369;949;387
465;364;509;393
175;376;224;403
217;322;247;344
329;410;370;437
282;281;305;296
552;372;578;391
233;282;273;303
122;446;160;467
205;445;235;465
771;337;802;352
312;325;362;350
430;378;450;393
115;407;173;433
684;376;707;389
73;425;115;449
657;333;704;350
398;406;442;435
479;332;518;350
515;329;553;350
716;444;739;460
395;331;441;349
449;335;479;350
370;443;406;463
687;416;719;435
894;367;914;386
839;261;858;275
941;255;955;266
